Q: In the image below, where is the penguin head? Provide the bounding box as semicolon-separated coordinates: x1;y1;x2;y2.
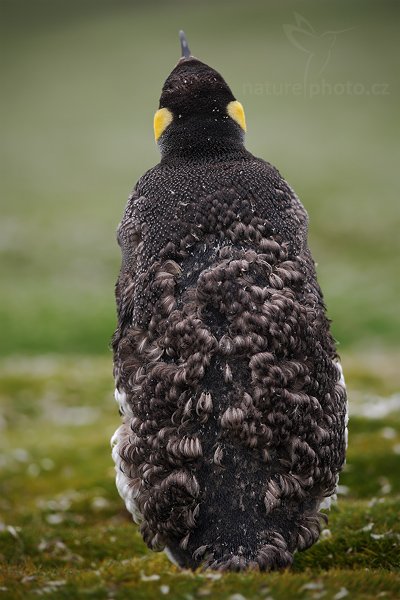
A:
154;31;247;157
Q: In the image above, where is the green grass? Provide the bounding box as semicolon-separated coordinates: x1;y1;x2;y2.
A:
0;0;399;355
1;353;400;598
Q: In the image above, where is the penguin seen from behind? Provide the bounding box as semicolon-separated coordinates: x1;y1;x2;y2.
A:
111;31;347;571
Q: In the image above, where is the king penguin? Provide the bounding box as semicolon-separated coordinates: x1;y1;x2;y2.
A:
111;31;348;571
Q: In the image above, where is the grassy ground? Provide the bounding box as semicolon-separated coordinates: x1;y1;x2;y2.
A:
1;353;400;599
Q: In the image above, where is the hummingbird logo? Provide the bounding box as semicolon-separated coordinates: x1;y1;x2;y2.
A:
284;13;353;81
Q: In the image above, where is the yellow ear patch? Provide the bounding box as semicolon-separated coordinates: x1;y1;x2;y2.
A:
227;100;246;132
154;107;173;141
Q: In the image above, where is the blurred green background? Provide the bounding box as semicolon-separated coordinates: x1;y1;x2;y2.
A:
0;0;399;355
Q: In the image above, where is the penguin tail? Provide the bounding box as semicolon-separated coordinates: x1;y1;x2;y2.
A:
196;533;294;572
164;503;324;571
161;443;325;572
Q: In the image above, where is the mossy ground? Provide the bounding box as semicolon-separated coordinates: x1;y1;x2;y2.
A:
1;354;399;599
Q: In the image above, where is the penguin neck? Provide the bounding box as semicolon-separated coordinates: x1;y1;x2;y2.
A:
158;120;247;163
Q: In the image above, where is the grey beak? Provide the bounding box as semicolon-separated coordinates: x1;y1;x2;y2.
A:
179;30;191;59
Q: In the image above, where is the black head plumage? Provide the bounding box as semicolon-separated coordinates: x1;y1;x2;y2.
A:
159;55;236;114
154;31;246;157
